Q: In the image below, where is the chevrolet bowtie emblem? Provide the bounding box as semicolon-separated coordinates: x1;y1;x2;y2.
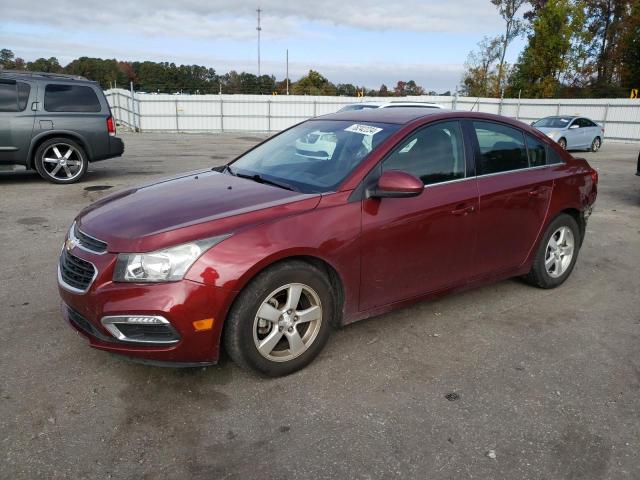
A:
65;237;79;251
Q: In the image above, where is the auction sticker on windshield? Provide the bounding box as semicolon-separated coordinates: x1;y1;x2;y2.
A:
344;124;383;135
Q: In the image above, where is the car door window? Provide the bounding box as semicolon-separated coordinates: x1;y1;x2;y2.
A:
382;121;465;185
0;82;30;112
525;134;546;167
472;121;529;175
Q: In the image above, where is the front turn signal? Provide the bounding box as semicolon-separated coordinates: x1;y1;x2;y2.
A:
193;318;214;332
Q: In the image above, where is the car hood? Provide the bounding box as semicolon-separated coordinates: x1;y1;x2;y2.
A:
77;170;321;252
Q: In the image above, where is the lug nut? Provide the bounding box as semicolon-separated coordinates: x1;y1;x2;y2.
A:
279;326;283;332
294;316;298;321
288;327;293;332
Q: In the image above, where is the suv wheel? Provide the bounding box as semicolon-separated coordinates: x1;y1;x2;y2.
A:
523;213;581;289
223;260;334;376
34;138;88;184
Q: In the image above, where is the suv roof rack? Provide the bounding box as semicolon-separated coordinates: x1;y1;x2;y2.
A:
0;69;89;81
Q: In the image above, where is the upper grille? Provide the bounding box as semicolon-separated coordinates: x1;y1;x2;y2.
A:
74;225;107;253
59;249;96;292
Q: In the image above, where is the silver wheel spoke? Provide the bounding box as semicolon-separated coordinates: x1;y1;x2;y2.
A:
285;285;303;311
51;164;62;176
257;302;282;323
258;328;284;356
295;305;321;324
557;228;566;245
66;160;80;167
555;258;564;276
545;255;555;269
63;165;72;178
64;148;73;159
548;237;558;251
53;147;63;159
285;329;305;355
44;157;59;164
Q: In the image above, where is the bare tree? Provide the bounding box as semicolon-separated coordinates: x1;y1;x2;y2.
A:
491;0;526;96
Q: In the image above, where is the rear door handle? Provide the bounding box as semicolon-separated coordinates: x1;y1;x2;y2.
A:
451;204;475;216
528;186;545;197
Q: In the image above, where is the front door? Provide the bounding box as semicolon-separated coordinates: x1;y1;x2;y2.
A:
0;79;35;165
359;120;478;311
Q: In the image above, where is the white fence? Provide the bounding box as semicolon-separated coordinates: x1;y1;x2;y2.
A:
105;89;640;142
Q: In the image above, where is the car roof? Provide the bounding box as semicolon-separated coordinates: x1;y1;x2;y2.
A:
345;101;442;108
317;107;451;124
0;70;95;84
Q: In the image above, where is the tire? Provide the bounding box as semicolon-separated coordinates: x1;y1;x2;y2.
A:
223;260;334;376
523;213;581;289
34;137;88;184
590;136;601;152
558;138;567;150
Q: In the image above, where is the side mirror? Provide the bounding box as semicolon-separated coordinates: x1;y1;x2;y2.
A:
368;170;423;199
569;124;579;129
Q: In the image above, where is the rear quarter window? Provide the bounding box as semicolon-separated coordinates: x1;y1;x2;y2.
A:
0;81;30;112
44;84;101;112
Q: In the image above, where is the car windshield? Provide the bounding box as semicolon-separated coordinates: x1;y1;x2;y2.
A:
533;117;573;128
228;120;400;193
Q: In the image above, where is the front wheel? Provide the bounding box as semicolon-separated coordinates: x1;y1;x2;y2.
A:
223;260;334;376
558;138;567;150
34;137;88;184
523;213;581;289
591;136;601;152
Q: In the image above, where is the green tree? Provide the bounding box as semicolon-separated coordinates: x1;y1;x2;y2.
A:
27;57;63;73
491;0;526;96
292;70;335;95
508;0;583;97
618;1;640;90
461;36;501;97
1;48;15;69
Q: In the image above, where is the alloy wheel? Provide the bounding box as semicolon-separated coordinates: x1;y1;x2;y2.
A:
41;143;84;181
545;226;575;278
592;137;601;152
252;283;323;362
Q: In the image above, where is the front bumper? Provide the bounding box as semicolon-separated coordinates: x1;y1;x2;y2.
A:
58;246;236;365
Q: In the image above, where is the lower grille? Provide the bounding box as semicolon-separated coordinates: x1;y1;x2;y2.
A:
67;308;111;341
59;249;96;292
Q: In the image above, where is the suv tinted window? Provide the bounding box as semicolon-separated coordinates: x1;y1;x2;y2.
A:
525;134;546;167
0;82;30;112
382;121;465;185
44;84;101;112
473;121;528;174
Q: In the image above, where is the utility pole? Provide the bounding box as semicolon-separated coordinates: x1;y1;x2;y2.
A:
256;8;262;78
286;49;289;95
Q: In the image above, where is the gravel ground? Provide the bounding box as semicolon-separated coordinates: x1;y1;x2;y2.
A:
1;133;639;480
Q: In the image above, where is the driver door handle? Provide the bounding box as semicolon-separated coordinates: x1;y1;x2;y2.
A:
451;204;475;216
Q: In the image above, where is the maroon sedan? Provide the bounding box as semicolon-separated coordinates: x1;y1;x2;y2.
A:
58;109;598;376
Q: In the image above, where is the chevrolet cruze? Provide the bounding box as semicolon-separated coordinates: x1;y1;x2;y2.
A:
58;108;598;376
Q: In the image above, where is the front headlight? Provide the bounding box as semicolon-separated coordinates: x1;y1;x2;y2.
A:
546;131;558;138
113;235;231;283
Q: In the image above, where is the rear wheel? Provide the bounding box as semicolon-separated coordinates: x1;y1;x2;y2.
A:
558;138;567;150
523;214;581;289
590;136;601;152
223;260;334;376
34;137;88;184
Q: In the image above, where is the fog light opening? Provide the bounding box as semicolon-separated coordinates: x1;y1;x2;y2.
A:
101;315;180;344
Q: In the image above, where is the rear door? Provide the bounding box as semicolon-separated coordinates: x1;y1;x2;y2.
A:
359;120;478;310
470;121;553;278
37;83;109;158
0;79;36;165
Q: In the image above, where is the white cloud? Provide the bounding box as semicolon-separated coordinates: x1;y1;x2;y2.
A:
3;0;502;38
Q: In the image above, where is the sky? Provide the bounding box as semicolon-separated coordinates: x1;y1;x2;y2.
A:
0;0;527;92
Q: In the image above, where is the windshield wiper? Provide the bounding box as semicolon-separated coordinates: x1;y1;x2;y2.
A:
232;170;297;192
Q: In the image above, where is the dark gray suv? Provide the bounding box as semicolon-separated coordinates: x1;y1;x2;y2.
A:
0;71;124;184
